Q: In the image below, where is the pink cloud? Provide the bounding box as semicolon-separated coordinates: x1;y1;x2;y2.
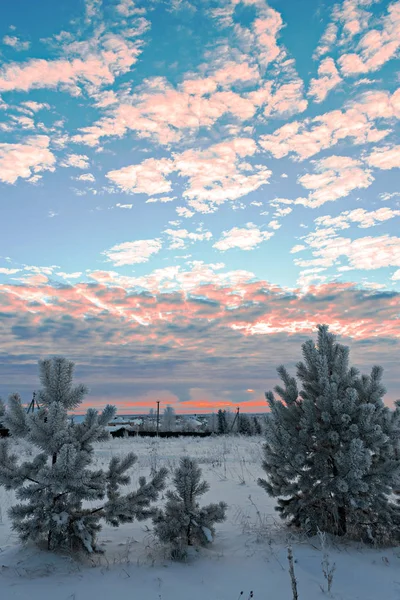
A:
259;87;399;160
106;157;174;195
315;206;400;230
174;138;271;212
251;9;283;65
365;144;400;169
308;57;342;103
103;239;162;266
0;34;141;95
73;56;306;147
106;138;272;213
297;155;374;208
1;271;399;347
296;228;400;273
249;79;307;117
0;135;56;184
211;60;260;87
73;76;260;147
213;223;274;251
338;2;400;75
313;23;338;58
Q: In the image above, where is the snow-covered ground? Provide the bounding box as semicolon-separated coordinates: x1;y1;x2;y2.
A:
1;435;400;600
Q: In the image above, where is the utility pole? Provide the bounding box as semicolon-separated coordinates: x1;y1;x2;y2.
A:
156;400;160;437
27;391;40;414
231;406;240;432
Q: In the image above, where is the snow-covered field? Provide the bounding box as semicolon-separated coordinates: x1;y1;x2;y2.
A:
1;435;400;600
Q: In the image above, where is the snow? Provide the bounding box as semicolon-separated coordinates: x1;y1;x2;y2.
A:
1;435;400;599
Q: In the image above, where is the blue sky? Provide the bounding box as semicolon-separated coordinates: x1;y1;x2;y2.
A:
0;0;399;412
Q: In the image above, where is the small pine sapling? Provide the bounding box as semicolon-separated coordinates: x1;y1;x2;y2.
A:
0;357;167;554
153;456;227;560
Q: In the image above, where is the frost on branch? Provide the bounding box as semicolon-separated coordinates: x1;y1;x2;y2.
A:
258;325;400;543
0;357;167;554
153;456;227;560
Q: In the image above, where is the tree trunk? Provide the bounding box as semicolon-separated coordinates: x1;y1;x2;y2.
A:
337;505;347;536
331;458;347;536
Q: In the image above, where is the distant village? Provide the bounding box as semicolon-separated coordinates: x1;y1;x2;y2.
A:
99;407;266;437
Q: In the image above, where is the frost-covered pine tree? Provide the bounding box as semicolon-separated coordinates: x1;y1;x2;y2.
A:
0;397;5;421
0;357;167;553
258;325;400;542
252;415;262;435
207;412;218;433
162;405;176;431
153;457;227;560
238;413;253;436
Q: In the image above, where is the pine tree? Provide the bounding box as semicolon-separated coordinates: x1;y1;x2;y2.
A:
252;415;262;435
217;409;228;434
258;325;400;542
0;397;5;419
0;357;167;553
238;413;253;435
153;457;227;560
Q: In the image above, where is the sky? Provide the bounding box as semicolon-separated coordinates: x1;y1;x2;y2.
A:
0;0;399;414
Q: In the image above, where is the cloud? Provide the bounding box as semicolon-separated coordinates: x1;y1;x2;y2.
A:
315;207;400;230
0;135;56;184
164;228;212;250
210;1;285;68
61;154;90;169
308;57;342;103
259;87;400;161
267;219;281;230
0;268;399;411
0;34;141;95
295;233;400;272
213;223;274;251
103;239;162;266
0;267;20;274
116;0;145;17
365;144;400;170
106;157;174;195
174;138;271;212
107;138;272;213
73;78;257;146
75;173;96;182
297;155;374;208
250;79;307;118
338;2;400;76
10;115;35;129
313;23;338;59
19;101;51;112
146;196;176;204
291;245;306;253
335;0;377;40
75;73;307;147
115;202;133;209
56;271;83;279
3;35;30;51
